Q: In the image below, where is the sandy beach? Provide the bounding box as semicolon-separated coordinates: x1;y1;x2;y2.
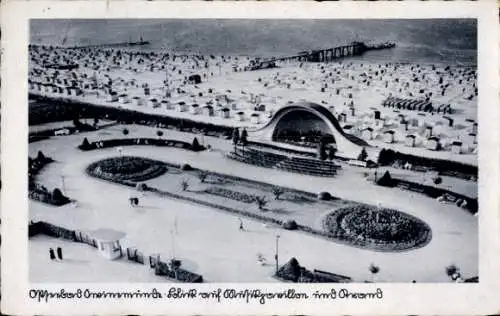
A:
29;44;478;165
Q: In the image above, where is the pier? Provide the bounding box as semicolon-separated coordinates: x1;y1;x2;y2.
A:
270;41;395;64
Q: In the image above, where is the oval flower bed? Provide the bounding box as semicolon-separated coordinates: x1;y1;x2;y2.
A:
86;156;168;183
323;205;432;251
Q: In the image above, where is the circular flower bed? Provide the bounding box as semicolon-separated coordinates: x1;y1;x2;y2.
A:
323;205;432;251
86;156;167;183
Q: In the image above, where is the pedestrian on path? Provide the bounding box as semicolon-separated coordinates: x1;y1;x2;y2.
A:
49;248;56;260
56;247;63;260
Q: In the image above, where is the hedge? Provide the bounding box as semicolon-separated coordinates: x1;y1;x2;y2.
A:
378;148;477;178
30;94;234;137
380;177;478;214
78;138;205;152
29;221;77;241
154;261;203;283
29;154;71;206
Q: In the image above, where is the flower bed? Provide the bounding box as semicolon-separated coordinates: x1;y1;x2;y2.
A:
323;206;432;251
86;156;168;182
204;186;257;204
86;157;427;252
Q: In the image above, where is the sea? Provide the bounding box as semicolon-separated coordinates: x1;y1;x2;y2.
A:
30;19;477;66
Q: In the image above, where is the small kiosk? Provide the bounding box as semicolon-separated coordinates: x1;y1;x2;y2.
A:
91;228;126;260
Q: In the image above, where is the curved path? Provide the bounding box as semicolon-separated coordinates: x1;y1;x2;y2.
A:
29;124;478;283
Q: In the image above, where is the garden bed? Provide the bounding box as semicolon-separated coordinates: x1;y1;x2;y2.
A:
323;206;432;251
86;156;168;182
85;157;430;252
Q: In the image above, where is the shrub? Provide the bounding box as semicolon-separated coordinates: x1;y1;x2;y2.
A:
317;192;332;201
272;187;285;200
198;171;209;183
80;137;91;149
369;263;380;275
180;164;192;171
232;128;240;148
192;137;201;150
37;150;46;162
157;130;164;137
180;180;189;191
52;188;68;203
277;257;302;281
358;148;368;162
255;196;268;210
136;182;148;191
445;264;458;278
240;129;248;147
123;128;129;135
283;220;298;230
433;176;443;185
376;171;396;187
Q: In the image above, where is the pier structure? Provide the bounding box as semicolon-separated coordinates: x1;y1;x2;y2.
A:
268;41;395;65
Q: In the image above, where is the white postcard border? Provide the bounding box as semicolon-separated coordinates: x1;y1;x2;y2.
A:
1;1;499;315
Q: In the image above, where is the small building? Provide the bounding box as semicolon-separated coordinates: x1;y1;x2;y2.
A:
132;96;142;106
250;113;260;124
338;113;347;123
107;91;119;102
409;118;419;127
191;103;201;115
254;104;266;112
177;101;188;112
221;107;230;118
451;141;462;154
236;111;245;122
188;74;202;84
417;117;426;127
471;122;478;135
375;117;385;128
69;87;79;96
361;127;374;141
405;134;416;147
424;126;433;138
443;116;454;127
118;94;129;104
397;114;406;124
426;136;440;151
399;120;409;131
161;100;169;108
467;133;477;144
383;130;395;143
148;98;160;108
91;229;125;260
203;105;214;116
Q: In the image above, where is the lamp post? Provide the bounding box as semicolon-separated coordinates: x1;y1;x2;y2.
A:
60;175;66;194
275;233;281;275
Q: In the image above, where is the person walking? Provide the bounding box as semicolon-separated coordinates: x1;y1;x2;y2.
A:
49;248;56;260
56;247;63;260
